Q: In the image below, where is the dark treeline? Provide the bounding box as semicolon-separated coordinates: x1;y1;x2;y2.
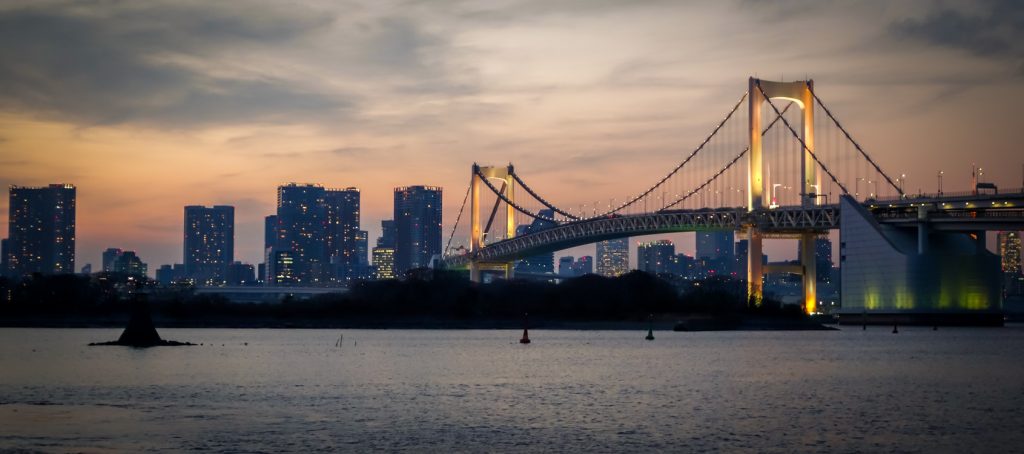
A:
0;270;804;324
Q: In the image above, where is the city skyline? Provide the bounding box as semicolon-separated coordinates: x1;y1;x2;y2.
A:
2;1;1024;271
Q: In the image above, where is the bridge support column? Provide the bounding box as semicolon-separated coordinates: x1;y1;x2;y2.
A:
469;262;481;283
917;205;929;255
747;229;764;306
504;262;514;280
800;232;817;314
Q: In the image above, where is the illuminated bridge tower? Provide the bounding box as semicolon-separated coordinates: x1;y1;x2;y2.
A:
747;78;820;313
469;164;516;282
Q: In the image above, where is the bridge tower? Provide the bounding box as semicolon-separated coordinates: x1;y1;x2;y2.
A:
747;78;820;313
469;164;516;282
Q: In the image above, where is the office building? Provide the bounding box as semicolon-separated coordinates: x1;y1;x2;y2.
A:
184;205;234;286
999;231;1021;275
596;238;629;277
558;256;575;278
394;186;442;276
696;231;734;276
102;248;123;272
638;240;675;275
372;247;396;280
274;183;327;285
80;263;92;275
111;250;147;277
7;184;76;277
573;256;593;275
226;262;257;286
0;238;8;277
324;187;360;283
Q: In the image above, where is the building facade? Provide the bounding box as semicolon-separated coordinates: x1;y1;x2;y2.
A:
274;184;327;285
7;184;76;277
324;187;360;283
637;239;676;276
596;238;629;277
393;186;442;276
184;205;234;286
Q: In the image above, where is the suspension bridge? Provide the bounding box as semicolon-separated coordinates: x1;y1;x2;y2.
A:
442;77;1024;316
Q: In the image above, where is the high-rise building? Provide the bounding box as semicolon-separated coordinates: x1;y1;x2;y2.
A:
573;256;594;275
696;231;734;261
673;253;696;279
226;262;257;286
267;250;297;286
184;205;234;286
80;263;92;275
274;183;327;285
355;230;369;278
111;250;147;277
394;186;442;276
0;238;8;277
379;220;396;248
7;184;76;277
515;209;557;274
558;256;575;278
372;247;396;279
102;248;123;272
324;187;360;283
796;237;834;282
999;231;1022;275
156;264;175;285
596;238;629;277
264;215;278;252
638;240;676;275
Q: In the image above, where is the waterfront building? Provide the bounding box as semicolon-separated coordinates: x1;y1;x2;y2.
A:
184;205;234;286
111;250;147;277
998;231;1021;274
274;183;327;285
393;186;442;276
324;187;360;283
637;240;675;276
839;197;1001;324
7;184;76;277
596;238;629;277
372;247;395;279
226;262;257;286
558;256;575;278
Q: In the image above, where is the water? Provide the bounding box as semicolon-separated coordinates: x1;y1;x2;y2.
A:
2;327;1023;453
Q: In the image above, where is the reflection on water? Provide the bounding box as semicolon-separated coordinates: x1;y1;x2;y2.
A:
2;327;1023;452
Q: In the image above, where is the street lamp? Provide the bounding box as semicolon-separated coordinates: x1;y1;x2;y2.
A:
937;170;943;196
855;177;866;200
809;184;821;206
771;183;782;208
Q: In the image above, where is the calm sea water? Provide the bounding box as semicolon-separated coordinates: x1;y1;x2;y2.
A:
1;326;1023;453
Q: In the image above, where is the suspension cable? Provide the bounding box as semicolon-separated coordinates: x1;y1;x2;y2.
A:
475;167;559;222
807;83;903;196
443;181;471;256
757;81;850;195
509;171;579;220
657;102;793;210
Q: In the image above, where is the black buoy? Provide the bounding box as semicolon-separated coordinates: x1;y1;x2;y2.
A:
645;314;655;341
892;322;899;334
520;312;531;344
862;310;867;331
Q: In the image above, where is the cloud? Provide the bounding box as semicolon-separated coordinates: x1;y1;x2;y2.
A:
891;0;1024;74
0;1;351;128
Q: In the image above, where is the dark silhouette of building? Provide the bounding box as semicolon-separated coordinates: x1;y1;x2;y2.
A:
111;250;147;277
7;184;76;277
696;231;734;276
102;248;122;272
156;264;175;285
184;205;234;286
273;184;327;285
393;186;442;276
227;262;257;286
1;238;9;277
638;240;675;275
264;215;278;252
80;263;92;275
324;187;360;284
379;220;396;248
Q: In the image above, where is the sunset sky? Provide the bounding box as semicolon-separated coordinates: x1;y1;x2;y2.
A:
1;0;1022;272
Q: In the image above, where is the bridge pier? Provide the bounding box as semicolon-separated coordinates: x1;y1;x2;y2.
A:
747;229;764;306
800;232;817;314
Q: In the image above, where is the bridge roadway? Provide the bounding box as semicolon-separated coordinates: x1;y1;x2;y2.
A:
444;190;1024;268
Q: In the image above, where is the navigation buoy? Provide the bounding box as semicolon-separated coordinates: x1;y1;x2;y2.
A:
520;312;531;344
645;314;655;341
892;322;899;334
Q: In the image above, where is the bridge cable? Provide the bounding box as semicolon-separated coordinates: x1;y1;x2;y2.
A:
659;102;793;210
482;181;507;242
508;171;580;220
475;166;559;222
443;181;472;257
757;81;851;196
807;83;903;196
